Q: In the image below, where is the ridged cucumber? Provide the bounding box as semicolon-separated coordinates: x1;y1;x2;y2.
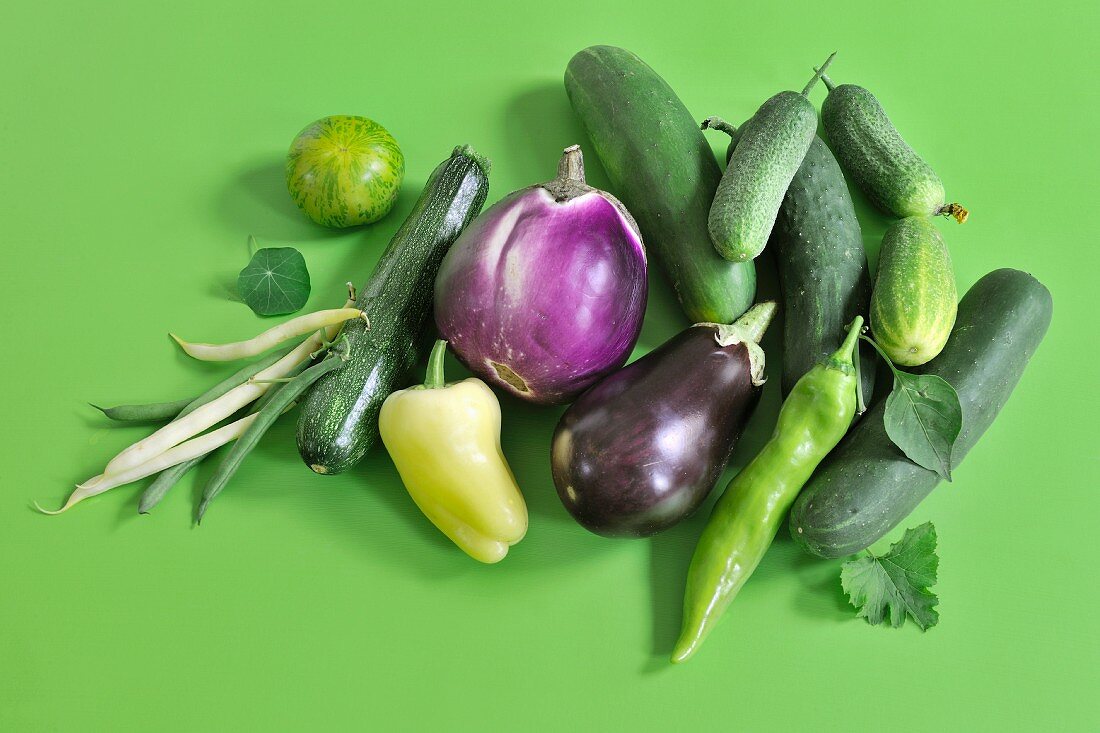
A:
296;146;490;475
564;45;756;324
870;216;957;366
705;53;834;263
710;118;875;398
790;269;1053;558
821;76;968;223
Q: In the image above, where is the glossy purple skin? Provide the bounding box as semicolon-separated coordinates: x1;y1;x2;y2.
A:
434;186;647;405
551;326;761;537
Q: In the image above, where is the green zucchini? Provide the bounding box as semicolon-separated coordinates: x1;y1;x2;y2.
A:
295;146;490;475
711;116;875;398
704;54;834;263
790;268;1053;558
564;45;755;324
821;75;968;223
870;216;957;366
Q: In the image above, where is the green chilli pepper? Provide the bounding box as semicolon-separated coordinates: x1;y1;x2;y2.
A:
671;316;863;663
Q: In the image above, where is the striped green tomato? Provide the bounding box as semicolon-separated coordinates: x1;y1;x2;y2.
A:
286;115;404;228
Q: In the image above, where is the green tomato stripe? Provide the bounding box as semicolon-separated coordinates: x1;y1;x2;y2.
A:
286;115;405;228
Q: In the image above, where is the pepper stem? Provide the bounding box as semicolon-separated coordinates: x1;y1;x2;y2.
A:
801;52;837;96
556;145;586;185
424;339;448;389
833;316;864;366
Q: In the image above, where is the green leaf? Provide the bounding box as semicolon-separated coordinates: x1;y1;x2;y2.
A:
237;247;311;316
883;371;962;480
841;522;940;630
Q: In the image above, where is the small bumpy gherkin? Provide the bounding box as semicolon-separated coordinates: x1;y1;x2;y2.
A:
704;53;836;263
821;78;968;223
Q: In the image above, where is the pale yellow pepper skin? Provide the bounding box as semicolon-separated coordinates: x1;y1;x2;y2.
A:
379;340;528;563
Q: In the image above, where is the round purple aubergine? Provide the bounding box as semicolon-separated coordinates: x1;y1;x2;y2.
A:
551;302;776;537
433;145;647;405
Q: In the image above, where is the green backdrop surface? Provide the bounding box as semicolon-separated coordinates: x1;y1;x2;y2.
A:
2;1;1097;730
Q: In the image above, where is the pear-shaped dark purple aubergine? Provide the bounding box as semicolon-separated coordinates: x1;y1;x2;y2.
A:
551;301;776;537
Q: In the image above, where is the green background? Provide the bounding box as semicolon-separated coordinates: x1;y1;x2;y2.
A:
3;1;1097;730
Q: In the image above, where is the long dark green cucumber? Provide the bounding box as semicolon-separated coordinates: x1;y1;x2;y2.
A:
564;45;755;323
790;269;1052;558
705;54;834;263
296;146;490;475
712;116;875;398
870;216;958;366
820;75;967;222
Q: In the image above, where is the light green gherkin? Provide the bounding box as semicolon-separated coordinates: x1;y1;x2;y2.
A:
870;216;958;366
286;115;405;228
821;79;968;223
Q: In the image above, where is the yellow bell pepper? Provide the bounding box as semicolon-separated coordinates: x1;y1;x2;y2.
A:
379;340;528;563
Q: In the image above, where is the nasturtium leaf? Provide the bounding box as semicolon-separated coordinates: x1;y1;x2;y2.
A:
841;522;940;630
884;371;962;481
237;247;311;316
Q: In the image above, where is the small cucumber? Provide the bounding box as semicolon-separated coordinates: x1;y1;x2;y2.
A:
296;146;490;475
710;118;875;398
821;75;968;223
704;53;835;263
790;268;1052;558
870;216;957;366
565;45;756;324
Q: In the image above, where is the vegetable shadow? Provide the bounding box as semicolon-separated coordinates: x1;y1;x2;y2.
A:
503;83;600;191
216;157;346;243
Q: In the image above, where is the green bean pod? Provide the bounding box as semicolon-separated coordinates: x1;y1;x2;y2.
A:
705;53;834;262
671;317;862;663
196;353;346;522
178;346;292;416
90;397;196;423
138;359;312;515
138;457;201;514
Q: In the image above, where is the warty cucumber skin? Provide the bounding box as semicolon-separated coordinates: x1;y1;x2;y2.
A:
870;216;957;366
771;136;876;398
790;268;1053;558
709;91;818;263
565;45;756;324
295;148;490;475
822;83;946;218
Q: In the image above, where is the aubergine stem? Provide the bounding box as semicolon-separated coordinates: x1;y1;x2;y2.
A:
726;301;776;344
708;301;777;386
546;145;590;201
801;52;837;96
557;144;585;183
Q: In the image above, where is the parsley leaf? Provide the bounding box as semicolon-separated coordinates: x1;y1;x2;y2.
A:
841;522;940;630
237;246;311;316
